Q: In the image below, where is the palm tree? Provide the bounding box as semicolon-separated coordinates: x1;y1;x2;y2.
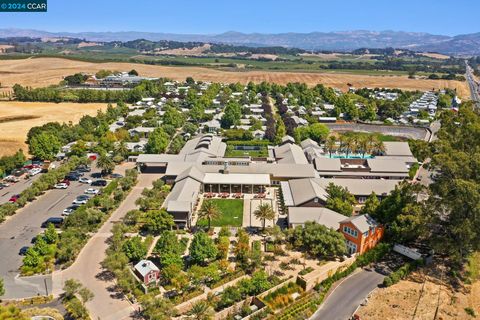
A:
357;136;369;158
253;203;276;231
198;201;220;230
325;135;337;158
96;153;115;174
114;141;129;159
372;139;386;155
338;135;346;155
344;136;356;158
187;301;214;320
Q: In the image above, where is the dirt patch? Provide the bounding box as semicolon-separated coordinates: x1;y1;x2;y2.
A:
0;57;470;98
0;115;41;123
419;52;451;60
77;42;102;48
156;43;211;56
0;101;108;156
357;270;480;320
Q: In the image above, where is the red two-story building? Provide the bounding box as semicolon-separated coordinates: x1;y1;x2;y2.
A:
339;214;384;254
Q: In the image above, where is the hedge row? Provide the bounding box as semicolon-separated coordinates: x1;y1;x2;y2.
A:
0;157;87;223
383;259;423;287
226;140;270;146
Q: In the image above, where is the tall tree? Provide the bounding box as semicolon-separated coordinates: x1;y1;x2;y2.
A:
28;132;61;160
97;153;115;174
198;200;220;230
253;203;276;230
189;231;218;265
325;135;337;157
325;183;355;216
145;127;169;154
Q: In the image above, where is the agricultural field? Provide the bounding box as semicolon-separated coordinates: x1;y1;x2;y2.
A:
0;57;470;98
0;101;107;156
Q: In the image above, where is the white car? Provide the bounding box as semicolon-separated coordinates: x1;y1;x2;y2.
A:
28;168;42;176
79;177;92;184
54;183;69;189
62;205;79;216
72;198;88;205
84;188;99;195
4;175;19;183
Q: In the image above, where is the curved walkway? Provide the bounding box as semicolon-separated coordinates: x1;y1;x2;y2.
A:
52;173;161;320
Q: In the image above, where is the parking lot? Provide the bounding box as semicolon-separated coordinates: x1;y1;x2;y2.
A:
0;165;105;299
0;172;42;204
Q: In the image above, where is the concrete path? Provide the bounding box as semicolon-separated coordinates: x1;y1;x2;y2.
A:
52;173;161;320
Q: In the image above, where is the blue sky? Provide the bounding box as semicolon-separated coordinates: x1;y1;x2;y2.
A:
0;0;478;35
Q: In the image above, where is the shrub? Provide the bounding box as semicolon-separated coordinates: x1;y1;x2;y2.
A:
465;307;476;317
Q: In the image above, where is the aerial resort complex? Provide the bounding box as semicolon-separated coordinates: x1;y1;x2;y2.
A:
1;1;480;319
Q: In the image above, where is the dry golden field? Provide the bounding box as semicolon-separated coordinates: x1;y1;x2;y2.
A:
0;57;470;98
0;101;107;156
357;272;480;320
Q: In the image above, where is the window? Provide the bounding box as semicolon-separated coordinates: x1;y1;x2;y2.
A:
343;226;358;238
346;240;357;254
358;196;366;203
313;198;319;203
363;231;369;238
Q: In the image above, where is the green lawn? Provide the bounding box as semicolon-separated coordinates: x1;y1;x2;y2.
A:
197;199;244;227
225;141;269;157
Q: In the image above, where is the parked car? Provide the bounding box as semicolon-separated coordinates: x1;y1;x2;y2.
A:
28;168;42;176
110;173;123;179
0;182;10;188
54;182;69;189
76;165;91;172
91;179;107;187
63;205;80;216
4;175;19;183
79;177;92;184
61;179;71;186
85;188;99;195
41;217;64;228
12;169;25;177
72;195;90;205
73;198;88;205
91;172;103;178
65;174;80;181
19;246;29;255
9;194;20;202
72;171;85;177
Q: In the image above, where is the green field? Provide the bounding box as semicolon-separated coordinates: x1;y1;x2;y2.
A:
197;199;244;227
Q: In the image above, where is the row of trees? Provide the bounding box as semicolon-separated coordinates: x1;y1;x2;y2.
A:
324;133;386;158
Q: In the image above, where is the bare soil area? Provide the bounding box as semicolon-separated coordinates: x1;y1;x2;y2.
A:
357;270;480;320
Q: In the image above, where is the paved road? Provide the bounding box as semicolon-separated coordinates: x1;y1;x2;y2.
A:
0;167;102;299
0;173;42;204
52;173;161;320
310;270;384;320
465;62;480;108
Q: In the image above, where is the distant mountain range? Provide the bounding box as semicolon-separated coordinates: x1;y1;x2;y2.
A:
0;28;479;55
